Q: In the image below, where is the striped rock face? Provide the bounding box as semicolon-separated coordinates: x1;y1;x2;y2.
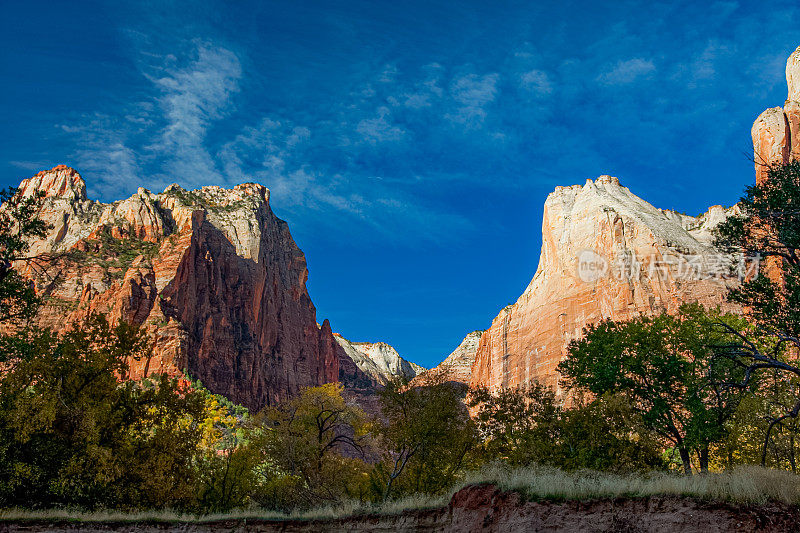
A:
467;176;739;394
15;165;372;410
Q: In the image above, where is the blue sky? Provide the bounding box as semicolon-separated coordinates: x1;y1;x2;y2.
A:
2;0;800;368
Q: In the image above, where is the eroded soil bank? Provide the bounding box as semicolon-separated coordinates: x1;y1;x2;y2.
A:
2;484;798;533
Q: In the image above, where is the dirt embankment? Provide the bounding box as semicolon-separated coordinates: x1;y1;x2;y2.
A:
2;484;799;533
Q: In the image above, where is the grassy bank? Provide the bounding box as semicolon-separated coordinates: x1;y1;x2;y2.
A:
459;464;800;505
2;465;798;523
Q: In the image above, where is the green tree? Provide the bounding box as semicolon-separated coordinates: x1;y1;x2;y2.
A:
712;161;800;469
196;441;262;513
0;187;256;512
715;161;800;335
254;383;371;510
558;304;749;474
468;385;665;472
467;383;560;467
0;187;48;306
181;379;264;512
556;394;667;472
0;187;49;360
0;315;207;510
712;376;800;471
371;379;476;501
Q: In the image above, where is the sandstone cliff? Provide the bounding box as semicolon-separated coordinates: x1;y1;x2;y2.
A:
16;165;373;410
467;176;739;393
413;330;483;385
334;334;424;384
752;45;800;182
451;45;800;392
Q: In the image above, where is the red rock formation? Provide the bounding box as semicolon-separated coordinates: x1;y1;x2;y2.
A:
752;46;800;183
16;166;371;410
468;176;740;393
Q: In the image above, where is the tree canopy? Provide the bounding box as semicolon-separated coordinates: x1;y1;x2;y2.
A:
558;304;750;473
715;161;800;335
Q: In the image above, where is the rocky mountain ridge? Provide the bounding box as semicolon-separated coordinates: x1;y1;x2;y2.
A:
425;47;800;393
334;334;425;384
15;165;379;409
413;330;483;385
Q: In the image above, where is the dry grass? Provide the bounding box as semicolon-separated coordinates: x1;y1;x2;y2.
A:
2;465;798;523
0;495;449;524
459;463;800;505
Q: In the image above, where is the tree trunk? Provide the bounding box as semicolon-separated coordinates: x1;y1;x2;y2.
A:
679;447;692;475
698;448;709;474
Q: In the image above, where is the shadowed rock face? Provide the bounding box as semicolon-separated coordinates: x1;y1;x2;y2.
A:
15;165;371;410
467;176;739;393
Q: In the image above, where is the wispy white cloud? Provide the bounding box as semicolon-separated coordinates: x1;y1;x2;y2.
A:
520;69;553;95
674;40;735;89
58;113;144;198
596;58;656;85
378;64;399;83
451;72;499;106
59;41;477;245
217;117;302;185
63;41;241;194
356;106;406;144
394;64;444;109
446;72;499;126
9;160;51;171
148;43;241;184
52;0;800;247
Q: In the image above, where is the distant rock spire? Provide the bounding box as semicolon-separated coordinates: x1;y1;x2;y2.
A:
752;46;800;183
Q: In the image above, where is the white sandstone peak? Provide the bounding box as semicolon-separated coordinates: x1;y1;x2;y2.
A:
334;334;424;384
